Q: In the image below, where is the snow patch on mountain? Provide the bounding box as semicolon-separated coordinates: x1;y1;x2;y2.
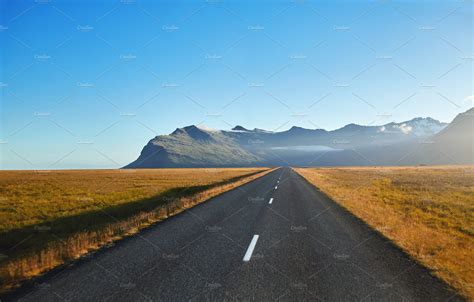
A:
378;118;446;136
395;123;413;134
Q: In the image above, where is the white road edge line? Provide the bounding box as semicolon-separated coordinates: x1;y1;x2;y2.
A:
243;235;259;262
269;198;274;204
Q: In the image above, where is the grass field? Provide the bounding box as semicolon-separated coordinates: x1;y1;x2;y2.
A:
0;168;270;292
295;166;474;299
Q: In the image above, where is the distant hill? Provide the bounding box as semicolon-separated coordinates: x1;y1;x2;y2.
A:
125;126;261;168
402;107;473;165
125;109;473;168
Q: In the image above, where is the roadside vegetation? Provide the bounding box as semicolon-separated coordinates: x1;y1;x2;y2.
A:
0;168;271;292
295;166;474;299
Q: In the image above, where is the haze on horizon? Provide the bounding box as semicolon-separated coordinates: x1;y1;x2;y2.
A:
1;0;472;169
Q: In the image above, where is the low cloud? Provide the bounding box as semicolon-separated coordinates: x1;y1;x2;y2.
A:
394;123;412;134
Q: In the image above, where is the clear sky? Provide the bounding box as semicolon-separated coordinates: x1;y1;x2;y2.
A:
1;0;472;169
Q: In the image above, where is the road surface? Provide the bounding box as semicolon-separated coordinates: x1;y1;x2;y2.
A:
7;167;461;301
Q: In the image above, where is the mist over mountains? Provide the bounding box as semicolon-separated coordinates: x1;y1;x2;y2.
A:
125;108;473;168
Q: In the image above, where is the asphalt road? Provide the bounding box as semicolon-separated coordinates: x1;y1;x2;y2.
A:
8;167;462;301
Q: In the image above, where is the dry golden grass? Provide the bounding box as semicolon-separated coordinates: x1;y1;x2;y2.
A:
295;166;474;299
0;168;272;292
0;168;269;233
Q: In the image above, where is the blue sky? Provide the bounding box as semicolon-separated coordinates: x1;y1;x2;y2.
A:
1;0;472;169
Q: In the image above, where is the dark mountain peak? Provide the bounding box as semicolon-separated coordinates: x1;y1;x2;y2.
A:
232;125;249;131
285;126;314;133
289;126;305;131
338;123;364;131
171;125;212;141
182;125;200;132
171;128;186;136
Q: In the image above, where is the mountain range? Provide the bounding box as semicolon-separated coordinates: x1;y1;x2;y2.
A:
125;108;473;168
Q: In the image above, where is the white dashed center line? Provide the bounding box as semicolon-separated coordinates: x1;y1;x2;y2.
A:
269;198;274;204
243;235;259;262
275;186;278;190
